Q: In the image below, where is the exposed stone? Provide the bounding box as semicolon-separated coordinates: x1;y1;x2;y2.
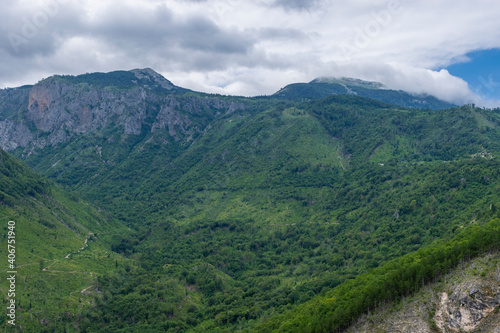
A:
0;69;246;153
0;119;33;151
434;280;500;332
130;68;175;90
151;96;186;137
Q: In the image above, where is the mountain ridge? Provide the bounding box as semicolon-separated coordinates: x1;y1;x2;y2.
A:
311;76;386;89
0;68;461;156
0;68;246;157
273;76;455;110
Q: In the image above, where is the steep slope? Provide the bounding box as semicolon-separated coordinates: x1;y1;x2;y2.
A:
0;149;127;331
273;77;456;110
346;251;500;333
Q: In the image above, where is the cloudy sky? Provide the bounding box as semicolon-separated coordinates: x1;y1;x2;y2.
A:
1;0;500;107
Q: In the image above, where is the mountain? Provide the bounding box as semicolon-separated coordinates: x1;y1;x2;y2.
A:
273;77;456;110
0;68;500;332
0;68;192;152
0;70;454;157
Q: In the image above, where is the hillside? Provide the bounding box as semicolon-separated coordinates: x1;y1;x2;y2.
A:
0;68;500;331
257;215;500;332
345;250;500;333
0;148;128;331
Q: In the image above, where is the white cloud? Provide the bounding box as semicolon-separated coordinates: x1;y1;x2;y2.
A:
1;0;499;106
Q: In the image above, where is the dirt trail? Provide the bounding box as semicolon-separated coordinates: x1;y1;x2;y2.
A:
42;259;59;271
64;236;90;259
70;285;93;295
38;236;91;273
42;260;84;273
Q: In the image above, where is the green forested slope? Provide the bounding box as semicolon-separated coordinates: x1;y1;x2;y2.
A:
257;214;500;332
0;149;128;331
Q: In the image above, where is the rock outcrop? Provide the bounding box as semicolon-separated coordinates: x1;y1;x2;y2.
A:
0;119;33;151
435;279;500;332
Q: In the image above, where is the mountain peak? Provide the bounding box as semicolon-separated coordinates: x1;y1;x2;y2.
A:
130;68;175;90
311;77;385;89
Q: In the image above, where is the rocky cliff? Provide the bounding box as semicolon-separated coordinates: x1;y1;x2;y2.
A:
0;68;244;155
346;253;500;333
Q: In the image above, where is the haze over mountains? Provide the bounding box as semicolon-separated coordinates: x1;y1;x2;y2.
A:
1;68;500;332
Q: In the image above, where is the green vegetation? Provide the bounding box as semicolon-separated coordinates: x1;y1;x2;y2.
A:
38;69;187;94
2;70;500;331
0;149;128;331
257;216;500;332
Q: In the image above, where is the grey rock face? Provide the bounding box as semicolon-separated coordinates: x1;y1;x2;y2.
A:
434;280;500;332
23;79;152;146
0;119;33;151
151;96;188;139
131;68;175;90
0;70;245;152
346;255;500;333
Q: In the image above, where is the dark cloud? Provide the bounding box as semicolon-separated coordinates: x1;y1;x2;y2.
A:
273;0;322;11
71;3;256;72
1;31;57;58
178;17;252;54
0;0;312;84
0;0;258;75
